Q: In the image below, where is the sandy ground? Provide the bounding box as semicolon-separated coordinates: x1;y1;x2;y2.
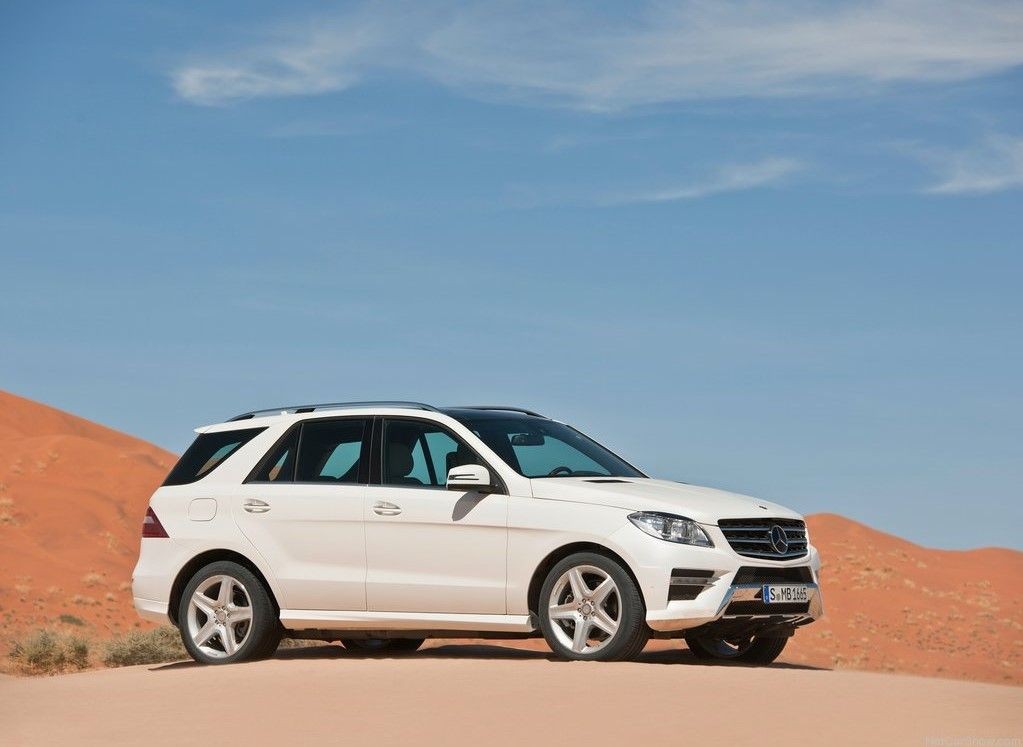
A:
2;644;1020;747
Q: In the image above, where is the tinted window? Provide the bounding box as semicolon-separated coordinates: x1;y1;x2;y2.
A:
295;419;368;483
452;416;644;479
383;419;480;487
250;428;299;482
512;433;607;477
163;428;266;486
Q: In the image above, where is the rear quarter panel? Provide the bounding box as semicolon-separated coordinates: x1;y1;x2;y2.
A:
132;484;285;619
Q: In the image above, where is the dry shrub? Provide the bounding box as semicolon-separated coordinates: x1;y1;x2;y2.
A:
102;627;186;667
0;496;15;526
81;572;105;587
277;637;325;649
9;629;90;674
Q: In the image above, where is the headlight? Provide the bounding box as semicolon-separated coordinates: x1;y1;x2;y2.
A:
628;512;713;547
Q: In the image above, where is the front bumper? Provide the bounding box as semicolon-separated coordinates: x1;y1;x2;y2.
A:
606;523;824;634
646;581;823;633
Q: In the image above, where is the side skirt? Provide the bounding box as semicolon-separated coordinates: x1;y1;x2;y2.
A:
280;609;536;634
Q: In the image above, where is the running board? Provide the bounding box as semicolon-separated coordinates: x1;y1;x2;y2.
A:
279;609;536;633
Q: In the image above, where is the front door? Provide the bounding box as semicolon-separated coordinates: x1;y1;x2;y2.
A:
233;417;369;611
364;417;508;614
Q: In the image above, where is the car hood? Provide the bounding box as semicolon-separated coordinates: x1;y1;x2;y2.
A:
528;478;802;524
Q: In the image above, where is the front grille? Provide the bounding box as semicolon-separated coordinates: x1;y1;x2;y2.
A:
725;600;810;615
718;518;808;560
732;566;813;585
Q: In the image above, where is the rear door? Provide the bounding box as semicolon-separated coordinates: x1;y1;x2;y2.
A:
364;417;508;614
233;417;369;611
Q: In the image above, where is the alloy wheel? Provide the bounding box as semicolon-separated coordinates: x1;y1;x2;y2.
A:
547;564;622;655
186;574;253;659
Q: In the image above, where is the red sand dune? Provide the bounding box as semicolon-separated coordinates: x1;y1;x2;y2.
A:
788;513;1022;684
0;391;175;638
0;390;1019;684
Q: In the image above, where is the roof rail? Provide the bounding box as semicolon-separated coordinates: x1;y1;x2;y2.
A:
228;401;440;422
455;405;545;418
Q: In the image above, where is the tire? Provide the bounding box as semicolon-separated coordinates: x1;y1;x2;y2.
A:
538;551;648;662
340;638;425;655
177;561;281;665
684;634;788;664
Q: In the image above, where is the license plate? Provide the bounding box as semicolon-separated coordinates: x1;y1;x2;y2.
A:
762;584;809;604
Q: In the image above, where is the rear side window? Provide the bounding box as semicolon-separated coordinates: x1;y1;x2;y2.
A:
295;419;368;483
250;428;300;482
163;428;266;486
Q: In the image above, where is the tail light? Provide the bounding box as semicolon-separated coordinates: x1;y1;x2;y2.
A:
142;507;169;538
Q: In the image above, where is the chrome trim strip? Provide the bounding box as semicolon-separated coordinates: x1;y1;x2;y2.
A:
280;610;536;633
725;549;808;559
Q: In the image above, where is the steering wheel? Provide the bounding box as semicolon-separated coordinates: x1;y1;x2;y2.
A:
547;466;574;477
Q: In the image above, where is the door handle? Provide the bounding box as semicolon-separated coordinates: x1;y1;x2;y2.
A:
243;499;271;514
372;501;402;516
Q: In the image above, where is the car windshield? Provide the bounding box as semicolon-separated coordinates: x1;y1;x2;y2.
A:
451;415;645;479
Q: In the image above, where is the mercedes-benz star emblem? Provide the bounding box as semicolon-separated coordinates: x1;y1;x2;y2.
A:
769;525;789;554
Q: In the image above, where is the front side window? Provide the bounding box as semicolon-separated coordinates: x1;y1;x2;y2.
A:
382;419;481;487
295;419;368;483
452;416;644;479
164;428;266;486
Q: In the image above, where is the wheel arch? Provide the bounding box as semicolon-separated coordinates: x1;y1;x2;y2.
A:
168;549;280;626
526;541;647;616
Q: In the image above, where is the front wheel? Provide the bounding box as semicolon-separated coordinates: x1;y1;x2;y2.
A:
684;634;788;664
538;552;648;661
178;561;281;665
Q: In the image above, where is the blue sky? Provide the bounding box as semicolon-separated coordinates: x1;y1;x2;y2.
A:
2;1;1021;549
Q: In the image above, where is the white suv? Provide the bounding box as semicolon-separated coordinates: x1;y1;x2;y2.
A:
132;402;822;664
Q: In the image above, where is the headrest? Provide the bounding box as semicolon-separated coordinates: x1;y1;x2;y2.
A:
387;441;414;479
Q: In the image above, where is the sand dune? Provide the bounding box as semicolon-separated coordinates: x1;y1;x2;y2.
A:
788;514;1023;684
1;390;1020;686
2;645;1020;746
0;391;175;637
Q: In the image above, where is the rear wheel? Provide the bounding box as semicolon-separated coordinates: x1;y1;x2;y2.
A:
538;552;648;661
684;633;788;664
178;561;280;665
340;638;425;654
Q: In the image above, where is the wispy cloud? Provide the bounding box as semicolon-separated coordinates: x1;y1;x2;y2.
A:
172;1;1023;109
923;135;1023;194
506;157;804;208
173;12;389;106
600;158;804;204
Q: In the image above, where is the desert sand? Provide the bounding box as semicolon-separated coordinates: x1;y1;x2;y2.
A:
2;644;1021;746
2;389;1021;685
0;390;175;636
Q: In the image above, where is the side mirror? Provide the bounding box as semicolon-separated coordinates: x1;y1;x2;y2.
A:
446;464;496;493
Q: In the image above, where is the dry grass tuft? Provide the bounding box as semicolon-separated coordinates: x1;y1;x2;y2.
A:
102;627;186;667
0;496;15;525
8;629;91;674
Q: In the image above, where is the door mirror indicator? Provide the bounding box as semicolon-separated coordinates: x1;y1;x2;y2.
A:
446;464;496;493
